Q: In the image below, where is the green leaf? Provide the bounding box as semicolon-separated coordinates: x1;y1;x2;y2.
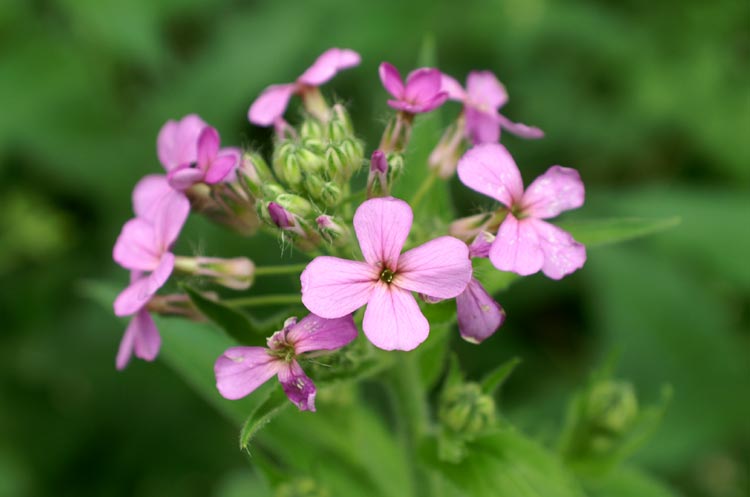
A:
558;217;681;248
239;387;291;451
584;466;681;497
416;322;453;390
481;357;522;396
182;284;266;346
421;429;586;497
472;258;519;294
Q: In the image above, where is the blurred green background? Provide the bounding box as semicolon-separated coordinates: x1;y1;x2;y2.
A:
1;0;748;496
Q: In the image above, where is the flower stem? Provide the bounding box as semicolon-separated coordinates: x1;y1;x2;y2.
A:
254;263;308;276
223;294;302;308
410;172;438;211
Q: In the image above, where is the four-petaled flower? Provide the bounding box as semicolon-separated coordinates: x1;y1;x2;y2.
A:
214;314;358;411
457;143;586;279
442;71;543;144
166;126;239;191
300;197;472;351
379;63;448;114
248;48;361;127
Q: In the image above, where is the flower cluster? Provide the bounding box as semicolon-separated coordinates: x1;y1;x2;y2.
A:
111;47;585;412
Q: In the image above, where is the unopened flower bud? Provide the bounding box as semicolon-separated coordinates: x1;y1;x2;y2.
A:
274;193;314;219
367;149;389;198
429;118;466;179
300;118;325;140
449;212;494;242
316;215;349;243
239;152;273;197
320;182;341;208
386;152;404;184
328;120;350;142
296;147;326;175
586;381;639;436
272;141;298;184
468;231;495;258
439;383;496;436
268;202;295;229
331;103;353;135
339;138;364;176
174;256;255;290
301;138;326;155
303;174;325;200
324;144;346;180
261;183;286;201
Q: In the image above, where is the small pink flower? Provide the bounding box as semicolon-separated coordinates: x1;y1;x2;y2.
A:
167;126;238;191
301;197;472;351
112;187;190;316
379;63;448;114
457;144;586;279
248;48;361;127
214;314;358;411
157;114;207;172
442;71;543;144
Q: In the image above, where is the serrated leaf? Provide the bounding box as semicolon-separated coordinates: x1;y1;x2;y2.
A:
182;284;266;346
481;357;521;396
558;217;681;248
240;387;291;451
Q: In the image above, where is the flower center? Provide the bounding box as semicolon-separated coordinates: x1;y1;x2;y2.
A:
380;268;395;283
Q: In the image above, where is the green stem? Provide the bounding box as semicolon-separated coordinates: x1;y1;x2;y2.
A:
410;172;438;211
224;294;302;308
254;263;308;276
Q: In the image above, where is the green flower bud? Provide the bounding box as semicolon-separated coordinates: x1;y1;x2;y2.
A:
261;183;286;201
239;152;273;197
586;381;639;436
340;138;364;176
324;145;346;181
301;138;326;155
320;182;342;208
303;174;325;200
282;154;304;189
255;200;273;225
331;103;353;135
275;477;330;497
387;153;405;184
300;118;325;140
439;383;496;436
327;120;350;142
274;193;314;219
296;147;326;175
272;141;297;183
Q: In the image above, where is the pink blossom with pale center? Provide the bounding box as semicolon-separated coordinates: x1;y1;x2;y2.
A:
442;71;543;144
248;48;361;127
300;197;472;351
166;126;238;191
379;63;449;114
214;314;358;411
457;143;586;279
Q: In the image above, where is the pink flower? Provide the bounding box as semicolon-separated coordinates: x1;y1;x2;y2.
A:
214;314;358;411
457;144;586;279
379;63;448;114
115;286;161;370
157;114;207;172
301;197;472;351
166;126;238;191
248;48;361;127
112;183;190;316
442;71;543;144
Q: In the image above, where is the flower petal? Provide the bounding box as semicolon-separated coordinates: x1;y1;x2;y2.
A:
204;153;238;184
409;92;448;113
379;62;404;99
151;189;190;250
456;278;505;344
497;114;544;139
363;283;429;351
214;347;281;400
197;126;219;168
456;143;524;208
116;308;161;369
466;71;508;109
157;114;206;171
521;166;584;219
404;68;442;104
530;219;587;279
286;313;358;354
489;215;544;276
113;254;175;316
464;107;501;144
468;231;495;258
278;361;317;411
441;74;466;101
353;197;412;268
248;84;296;126
113;218;160;271
393;236;472;299
301;257;378;318
297;48;361;86
132;174;171;219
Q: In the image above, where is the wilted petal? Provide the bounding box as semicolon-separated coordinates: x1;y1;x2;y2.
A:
214;347;281;400
297;48;361;86
379;62;404;98
113;218;160;271
456;143;524;208
404;68;442;105
167;166;204;191
157;114;206;171
301;257;378;318
456;278;505;344
521;166;584;219
248;84;296;126
278;361;317;411
464;107;501;144
530;219;586;279
394;236;471;299
497;114;544;139
489;215;544;276
353;197;412;268
113;254;175;316
466;71;508;109
362;283;429;351
441;74;466;101
286;313;358;354
204;153;238;184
